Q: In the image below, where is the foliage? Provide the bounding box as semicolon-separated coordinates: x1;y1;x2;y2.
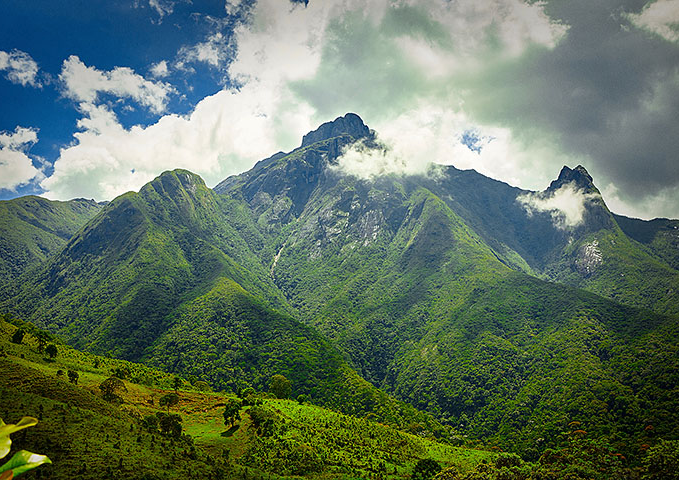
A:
269;374;292;399
413;458;442;480
99;376;127;403
642;440;679;480
10;330;24;345
222;398;241;428
156;412;183;439
44;344;57;359
159;393;179;411
0;416;51;478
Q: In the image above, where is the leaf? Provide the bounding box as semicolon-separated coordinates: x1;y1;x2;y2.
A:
0;418;38;459
0;451;51;477
0;470;13;480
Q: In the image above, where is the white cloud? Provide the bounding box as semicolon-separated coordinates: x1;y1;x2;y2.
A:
59;56;175;114
0;127;44;190
627;0;679;43
150;60;170;78
148;0;177;18
225;0;243;16
40;85;308;201
517;182;601;229
0;49;41;87
177;32;233;69
40;0;571;202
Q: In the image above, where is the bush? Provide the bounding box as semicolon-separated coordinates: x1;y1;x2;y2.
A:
643;440;679;480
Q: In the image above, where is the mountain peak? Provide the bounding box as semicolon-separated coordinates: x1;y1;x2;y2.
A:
301;113;371;147
548;165;597;193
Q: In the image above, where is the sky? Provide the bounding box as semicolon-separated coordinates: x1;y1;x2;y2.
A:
1;0;678;219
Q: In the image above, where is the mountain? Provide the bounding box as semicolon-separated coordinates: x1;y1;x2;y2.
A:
0;196;103;286
212;114;679;457
1;113;678;464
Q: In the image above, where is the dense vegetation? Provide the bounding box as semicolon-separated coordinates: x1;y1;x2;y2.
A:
0;317;493;479
0;196;102;287
0;113;677;478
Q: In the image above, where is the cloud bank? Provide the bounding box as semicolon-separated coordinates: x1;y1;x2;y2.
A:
20;0;679;220
517;182;601;229
0;127;44;190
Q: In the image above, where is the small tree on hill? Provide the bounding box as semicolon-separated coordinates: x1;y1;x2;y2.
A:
194;380;211;392
159;392;179;412
67;369;79;384
35;330;50;353
269;374;292;399
45;344;58;360
173;376;182;393
100;376;127;403
223;398;242;428
11;328;26;344
412;458;441;480
157;412;183;439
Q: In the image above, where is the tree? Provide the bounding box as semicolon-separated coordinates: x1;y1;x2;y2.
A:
249;405;279;437
159;393;179;412
11;328;25;345
44;344;58;360
643;440;679;480
156;413;182;439
269;374;292;399
67;370;79;384
173;376;182;393
223;398;242;428
99;376;127;403
35;330;50;353
412;459;441;480
194;380;211;392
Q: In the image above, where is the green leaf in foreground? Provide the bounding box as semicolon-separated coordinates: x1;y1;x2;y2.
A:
0;417;38;458
0;450;52;477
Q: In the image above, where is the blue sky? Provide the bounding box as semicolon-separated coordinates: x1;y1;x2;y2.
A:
1;0;678;219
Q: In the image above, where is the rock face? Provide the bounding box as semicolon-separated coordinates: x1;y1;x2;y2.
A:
548;165;598;194
574;239;603;276
301;113;371;147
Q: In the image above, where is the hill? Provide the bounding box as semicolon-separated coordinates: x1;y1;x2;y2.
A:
0;196;103;287
0;316;493;479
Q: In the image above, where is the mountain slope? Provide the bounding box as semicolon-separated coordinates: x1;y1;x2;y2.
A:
3;170;287;359
1;113;677;464
0;196;103;286
214;113;679;458
418;165;679;317
0;170;449;432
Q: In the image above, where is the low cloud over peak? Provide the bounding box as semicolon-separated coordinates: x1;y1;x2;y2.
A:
517;181;601;230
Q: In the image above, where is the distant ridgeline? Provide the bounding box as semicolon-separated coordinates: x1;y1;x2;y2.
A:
0;113;678;468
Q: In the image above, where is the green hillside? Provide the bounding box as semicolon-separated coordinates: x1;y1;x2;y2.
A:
1;113;678;478
0;317;492;479
0;196;103;286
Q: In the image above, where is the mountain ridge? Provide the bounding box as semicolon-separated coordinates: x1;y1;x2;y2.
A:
1;112;677;464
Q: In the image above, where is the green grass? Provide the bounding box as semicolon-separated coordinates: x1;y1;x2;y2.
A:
0;318;495;479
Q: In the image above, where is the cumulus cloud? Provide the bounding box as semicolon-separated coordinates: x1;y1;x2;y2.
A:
39;0;570;202
177;32;234;69
627;0;679;43
37;0;679;220
0;49;41;87
517;182;601;229
40;84;305;200
59;56;175;114
0;127;44;190
150;60;170;78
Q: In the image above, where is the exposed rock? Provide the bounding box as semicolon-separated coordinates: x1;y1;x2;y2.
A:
575;240;603;276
